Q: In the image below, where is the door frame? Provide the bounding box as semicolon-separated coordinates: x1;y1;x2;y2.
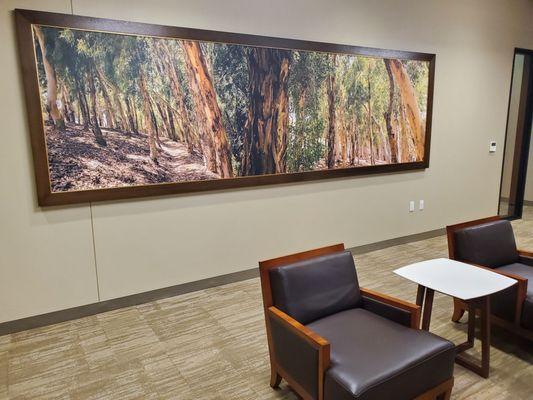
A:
498;48;533;220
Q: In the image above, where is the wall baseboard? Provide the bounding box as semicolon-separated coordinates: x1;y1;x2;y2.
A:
0;268;258;336
499;197;533;207
0;227;445;336
348;228;445;255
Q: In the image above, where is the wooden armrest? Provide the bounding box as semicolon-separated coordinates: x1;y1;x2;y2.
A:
268;306;330;349
518;249;533;258
467;263;527;324
360;287;421;329
267;307;330;400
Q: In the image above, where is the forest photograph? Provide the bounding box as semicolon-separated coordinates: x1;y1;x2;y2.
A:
31;24;431;193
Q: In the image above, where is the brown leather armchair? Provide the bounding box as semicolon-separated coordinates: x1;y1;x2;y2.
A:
259;244;455;400
447;216;533;340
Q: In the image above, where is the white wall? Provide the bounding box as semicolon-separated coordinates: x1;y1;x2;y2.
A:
1;0;533;322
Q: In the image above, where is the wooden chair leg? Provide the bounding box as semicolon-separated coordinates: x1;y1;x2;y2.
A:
452;297;466;322
435;386;452;400
270;368;282;388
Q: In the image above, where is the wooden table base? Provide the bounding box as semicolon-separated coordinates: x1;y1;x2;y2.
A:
416;285;491;378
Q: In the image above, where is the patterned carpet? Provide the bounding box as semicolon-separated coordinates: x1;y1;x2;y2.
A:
0;209;532;399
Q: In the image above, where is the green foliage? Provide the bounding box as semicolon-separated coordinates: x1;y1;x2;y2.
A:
211;43;249;171
286;51;329;172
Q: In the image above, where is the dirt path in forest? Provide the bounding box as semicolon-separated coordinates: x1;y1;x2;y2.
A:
158;139;218;182
46;123;217;192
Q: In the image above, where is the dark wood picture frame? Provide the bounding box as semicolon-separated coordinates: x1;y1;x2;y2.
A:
15;9;436;206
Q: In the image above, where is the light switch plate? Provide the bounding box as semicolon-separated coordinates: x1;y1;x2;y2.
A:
489;141;497;153
409;201;415;212
419;200;424;210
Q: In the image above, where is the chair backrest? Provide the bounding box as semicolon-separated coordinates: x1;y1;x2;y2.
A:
259;244;361;324
447;217;519;268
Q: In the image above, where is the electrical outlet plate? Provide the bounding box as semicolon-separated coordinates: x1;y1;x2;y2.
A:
489;141;497;153
409;201;415;212
419;200;424;210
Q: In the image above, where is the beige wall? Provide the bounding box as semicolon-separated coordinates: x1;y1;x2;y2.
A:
1;0;533;322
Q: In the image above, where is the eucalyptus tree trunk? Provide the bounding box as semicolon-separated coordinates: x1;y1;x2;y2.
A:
182;40;233;178
112;90;128;133
399;106;412;162
95;68;124;131
159;42;196;152
75;77;89;129
351;108;358;165
166;104;178;142
367;70;375;165
326;55;337;169
87;69;106;146
156;100;172;140
242;47;291;175
138;68;157;162
338;105;347;165
95;72;116;129
125;96;137;134
388;59;425;161
60;84;73;123
383;60;398;163
34;26;65;131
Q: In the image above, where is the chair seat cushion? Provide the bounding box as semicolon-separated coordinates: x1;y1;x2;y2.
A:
306;309;455;400
497;263;533;329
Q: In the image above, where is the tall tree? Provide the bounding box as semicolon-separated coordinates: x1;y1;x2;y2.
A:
87;67;107;146
123;96;136;133
211;44;249;174
181;40;233;178
387;59;425;160
286;51;327;173
96;70;116;129
242;48;291;175
158;42;197;152
34;26;65;131
74;78;90;129
138;67;158;162
366;63;375;165
326;55;337;169
383;60;398;163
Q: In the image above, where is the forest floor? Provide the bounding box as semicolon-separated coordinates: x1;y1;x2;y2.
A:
46;122;218;192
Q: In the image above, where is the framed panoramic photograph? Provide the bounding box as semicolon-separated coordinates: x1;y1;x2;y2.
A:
15;9;435;206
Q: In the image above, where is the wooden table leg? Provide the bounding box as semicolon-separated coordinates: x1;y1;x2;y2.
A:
456;302;476;354
421;288;434;331
455;296;491;378
480;296;490;378
467;303;476;346
416;285;426;307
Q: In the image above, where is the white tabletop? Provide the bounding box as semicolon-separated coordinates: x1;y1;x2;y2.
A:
394;258;516;300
